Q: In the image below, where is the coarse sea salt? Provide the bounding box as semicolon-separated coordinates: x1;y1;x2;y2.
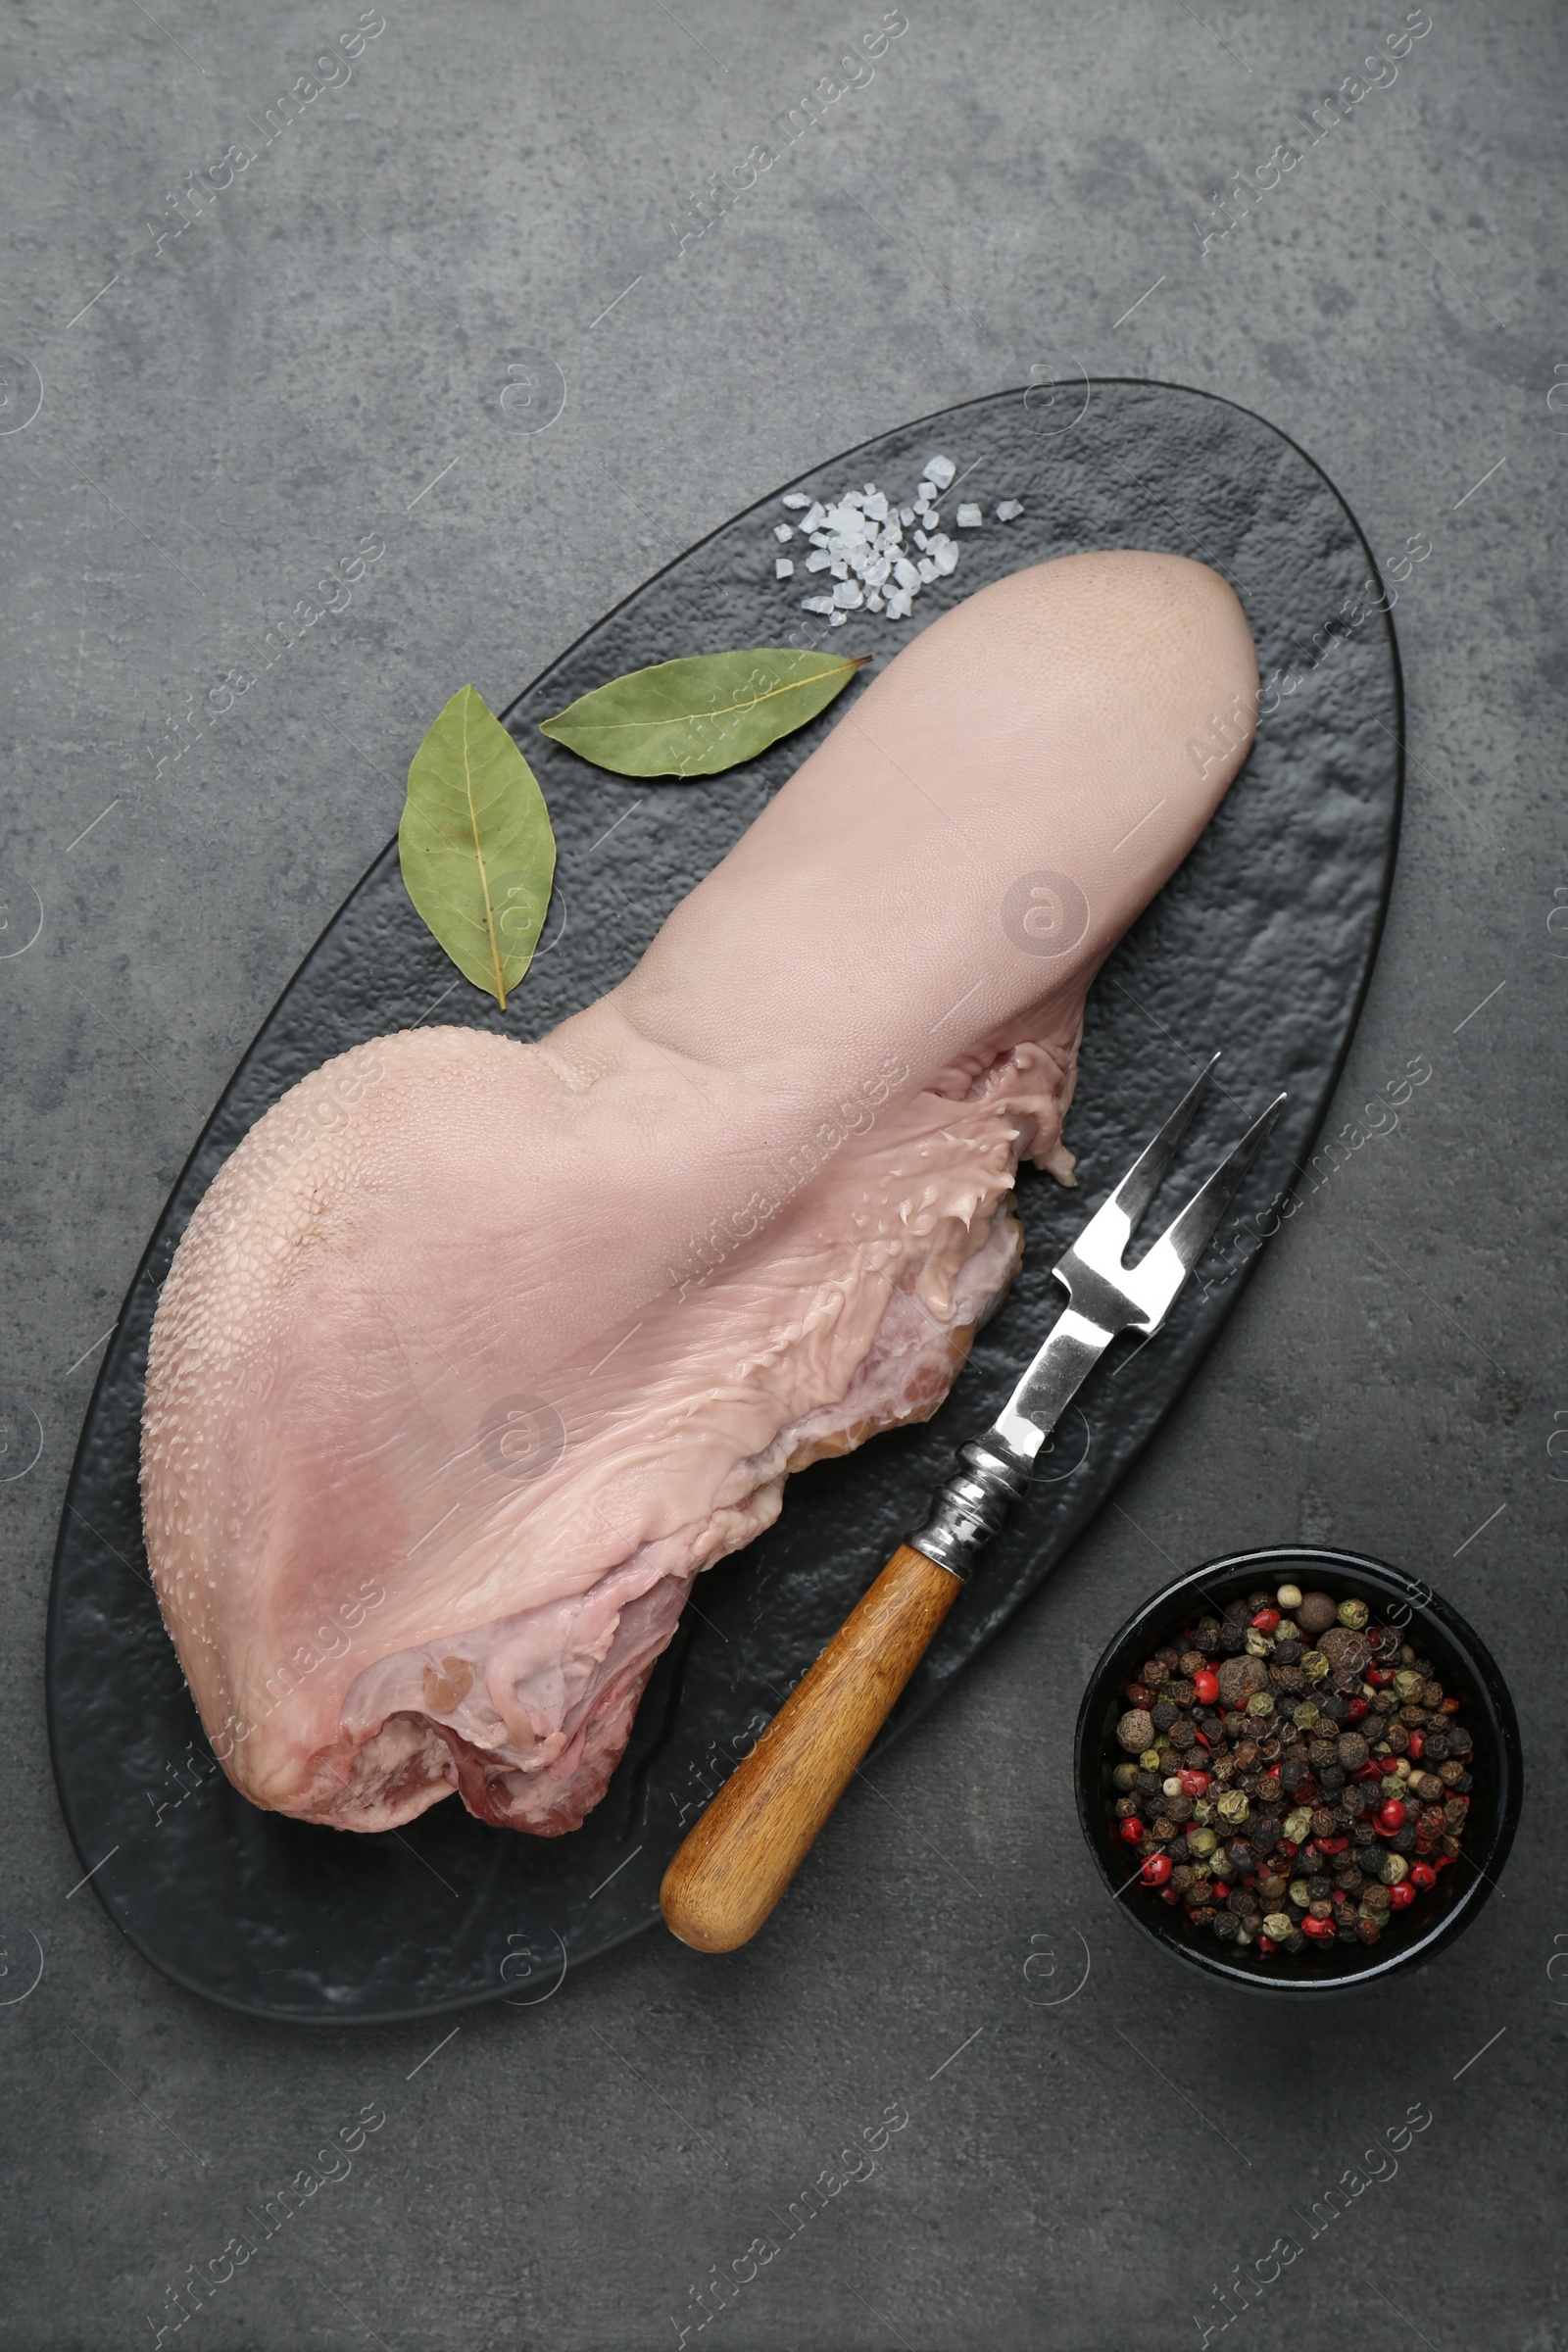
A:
767;454;1023;628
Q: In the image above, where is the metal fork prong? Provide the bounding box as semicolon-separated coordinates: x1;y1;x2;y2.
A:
1154;1089;1288;1278
1102;1053;1222;1237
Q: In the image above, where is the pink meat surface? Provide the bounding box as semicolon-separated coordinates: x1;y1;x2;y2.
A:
141;550;1257;1836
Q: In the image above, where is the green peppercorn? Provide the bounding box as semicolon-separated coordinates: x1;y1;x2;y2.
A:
1247;1690;1276;1718
1139;1745;1162;1770
1262;1911;1294;1939
1288;1879;1311;1909
1301;1651;1331;1683
1216;1788;1250;1825
1293;1700;1320;1730
1187;1826;1217;1857
1112;1761;1139;1792
1284;1806;1313;1841
1379;1852;1409;1886
1337;1597;1370;1630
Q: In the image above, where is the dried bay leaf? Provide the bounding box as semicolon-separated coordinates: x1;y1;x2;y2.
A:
399;685;556;1010
537;648;867;779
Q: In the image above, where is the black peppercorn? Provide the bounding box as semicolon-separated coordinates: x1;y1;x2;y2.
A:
1219;1617;1249;1654
1212;1910;1241;1941
1351;1820;1377;1846
1194;1619;1221;1654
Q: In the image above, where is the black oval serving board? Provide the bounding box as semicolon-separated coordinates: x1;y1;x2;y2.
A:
47;381;1401;2024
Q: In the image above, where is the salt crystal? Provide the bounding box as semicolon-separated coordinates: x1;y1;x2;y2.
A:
770;459;972;626
996;499;1024;521
829;610;847;626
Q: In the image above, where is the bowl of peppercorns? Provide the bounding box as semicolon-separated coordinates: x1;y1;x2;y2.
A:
1075;1547;1521;1991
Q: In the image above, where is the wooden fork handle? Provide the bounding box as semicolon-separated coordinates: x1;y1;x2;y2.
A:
659;1544;962;1952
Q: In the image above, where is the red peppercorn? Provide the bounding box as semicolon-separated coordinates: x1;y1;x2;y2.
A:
1279;1839;1298;1858
1193;1669;1219;1704
1353;1761;1384;1784
1256;1933;1278;1952
1388;1882;1416;1909
1407;1731;1425;1759
1317;1835;1349;1854
1251;1607;1281;1634
1118;1818;1145;1845
1409;1861;1438;1890
1441;1695;1460;1714
1348;1698;1369;1722
1366;1666;1394;1687
1179;1769;1210;1795
1300;1915;1335;1942
1142;1853;1173;1886
1378;1798;1408;1831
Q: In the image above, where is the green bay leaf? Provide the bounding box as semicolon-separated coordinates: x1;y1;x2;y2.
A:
537;647;868;779
398;685;556;1011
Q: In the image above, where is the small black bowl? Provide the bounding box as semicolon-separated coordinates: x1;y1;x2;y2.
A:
1074;1546;1522;1993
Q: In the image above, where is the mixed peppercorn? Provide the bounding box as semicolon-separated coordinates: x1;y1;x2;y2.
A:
1105;1581;1474;1957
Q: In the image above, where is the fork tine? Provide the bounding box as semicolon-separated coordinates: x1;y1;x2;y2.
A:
1102;1053;1222;1236
1156;1089;1288;1274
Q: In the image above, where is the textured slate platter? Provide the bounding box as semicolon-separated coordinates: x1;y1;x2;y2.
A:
47;381;1401;2023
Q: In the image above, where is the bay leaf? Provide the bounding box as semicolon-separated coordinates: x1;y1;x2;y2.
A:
398;685;556;1010
537;648;868;779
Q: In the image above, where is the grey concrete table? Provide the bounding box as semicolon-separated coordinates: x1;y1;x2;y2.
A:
2;3;1563;2345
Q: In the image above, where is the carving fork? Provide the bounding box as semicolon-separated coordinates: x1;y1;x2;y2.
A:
661;1054;1285;1951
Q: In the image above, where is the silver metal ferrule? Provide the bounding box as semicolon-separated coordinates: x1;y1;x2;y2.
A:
907;1431;1036;1581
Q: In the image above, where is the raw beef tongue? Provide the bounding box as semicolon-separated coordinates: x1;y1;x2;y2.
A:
140;550;1258;1837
